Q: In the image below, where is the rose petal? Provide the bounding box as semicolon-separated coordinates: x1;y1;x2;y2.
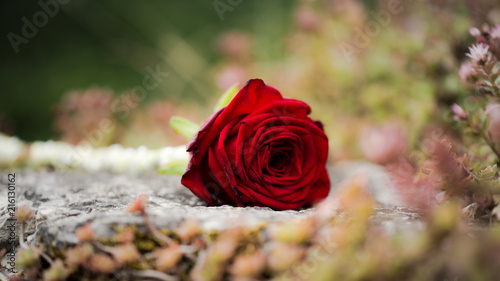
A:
305;168;331;205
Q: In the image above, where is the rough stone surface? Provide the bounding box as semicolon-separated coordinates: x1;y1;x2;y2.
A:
0;161;418;253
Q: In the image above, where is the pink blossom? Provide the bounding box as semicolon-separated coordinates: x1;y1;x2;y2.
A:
469;27;481;37
358;123;407;165
14;205;35;223
457;62;476;83
451;103;468;121
216;66;247;90
127;194;148;214
491;24;500;39
485;104;500;146
215;31;252;60
466;43;491;64
294;8;322;32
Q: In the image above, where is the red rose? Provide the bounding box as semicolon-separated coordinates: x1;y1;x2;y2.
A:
181;79;330;210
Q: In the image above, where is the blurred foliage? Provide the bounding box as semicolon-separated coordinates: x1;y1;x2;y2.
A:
0;0;499;156
9;177;500;281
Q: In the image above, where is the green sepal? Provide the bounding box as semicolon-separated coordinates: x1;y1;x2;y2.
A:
169;116;200;140
158;158;189;175
213;84;240;112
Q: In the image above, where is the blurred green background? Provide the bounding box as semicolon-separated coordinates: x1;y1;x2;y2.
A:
0;0;294;141
0;0;498;159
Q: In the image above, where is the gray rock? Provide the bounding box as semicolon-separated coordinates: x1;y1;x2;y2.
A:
0;162;414;254
328;161;403;206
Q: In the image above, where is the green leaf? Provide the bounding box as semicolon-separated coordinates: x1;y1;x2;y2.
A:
213;84;240;112
169;116;200;140
158;158;189;175
477;164;497;180
491;72;499;85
